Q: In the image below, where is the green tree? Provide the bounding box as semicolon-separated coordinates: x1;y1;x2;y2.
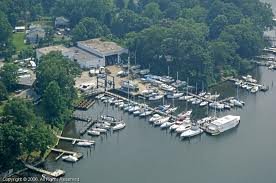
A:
143;2;162;22
0;63;18;91
0;81;8;101
115;0;125;9
3;98;35;127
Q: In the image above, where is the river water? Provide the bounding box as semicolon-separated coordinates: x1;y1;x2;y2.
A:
44;2;276;183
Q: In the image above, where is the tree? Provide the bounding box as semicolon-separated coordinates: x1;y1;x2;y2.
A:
0;10;13;58
0;63;18;91
3;98;35;127
209;15;228;39
143;2;162;22
0;81;8;101
72;17;110;42
127;0;137;12
115;0;125;9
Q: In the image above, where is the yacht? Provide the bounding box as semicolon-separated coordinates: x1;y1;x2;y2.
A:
166;92;184;99
149;114;162;123
165;107;177;114
62;155;78;163
177;110;192;119
175;123;192;133
76;141;94;147
112;122;126;131
148;94;164;101
101;115;116;122
199;101;208;107
87;130;100;136
170;119;190;131
160;121;174;129
180;127;203;139
205;115;240;135
251;86;259;93
153;116;170;126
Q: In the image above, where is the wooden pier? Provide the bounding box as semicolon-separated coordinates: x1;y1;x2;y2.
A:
56;135;95;145
51;148;83;160
75;99;95;110
79;121;96;135
24;163;65;178
72;115;93;122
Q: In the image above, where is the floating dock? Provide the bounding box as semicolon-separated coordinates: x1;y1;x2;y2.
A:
79;121;96;135
72;115;93;122
56;135;95;145
24;163;65;178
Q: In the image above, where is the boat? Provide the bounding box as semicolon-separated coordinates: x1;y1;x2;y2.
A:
229;99;243;107
155;105;171;112
242;75;257;83
94;123;110;129
187;97;196;102
180;127;203;139
129;105;140;113
172;80;186;88
87;130;100;136
140;110;153;117
205;115;240;135
115;101;124;107
133;110;142;116
198;92;206;97
250;86;259;93
166;92;184;99
101;115;116;122
149;114;162;123
108;97;116;104
91;128;107;133
119;102;126;108
246;85;253;90
170;120;187;131
95;94;105;99
177;110;192;119
124;105;133;112
148;94;164;101
160;121;174;129
76;141;94;147
153;116;170;126
175;123;192;133
165;107;177;114
179;95;193;100
199;101;208;107
62;155;78;163
192;99;202;105
160;84;175;92
112;122;126;131
141;89;154;96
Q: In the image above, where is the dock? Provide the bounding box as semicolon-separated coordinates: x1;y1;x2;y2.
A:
24;163;65;178
51;148;83;160
79;120;96;135
56;135;95;145
75;99;95;110
72;115;93;122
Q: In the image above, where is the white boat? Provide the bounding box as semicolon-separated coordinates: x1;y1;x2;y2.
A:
149;114;162;123
179;95;193;100
177;110;192;119
180;128;203;139
148;94;164;101
87;130;100;136
115;101;124;107
133;110;142;116
160;84;175;92
95;94;105;99
94;123;110;129
246;85;253;90
187;97;196;102
91;128;107;133
112;122;126;131
170;121;184;131
129;106;140;113
205;115;240;135
192;99;202;105
124;105;133;111
119;103;126;108
153;116;170;126
199;101;208;107
175;123;192;133
140;110;153;117
160;122;174;129
198;92;206;97
62;155;78;162
165;107;177;114
251;86;259;93
166;92;184;99
76;141;94;147
229;99;243;107
101;115;116;122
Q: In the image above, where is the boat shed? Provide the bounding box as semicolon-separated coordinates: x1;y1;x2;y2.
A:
77;38;128;65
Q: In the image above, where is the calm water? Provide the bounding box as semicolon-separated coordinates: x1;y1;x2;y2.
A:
45;66;276;183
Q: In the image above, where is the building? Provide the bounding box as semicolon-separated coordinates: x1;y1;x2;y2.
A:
77;38;128;65
55;17;69;28
26;24;45;44
14;26;26;32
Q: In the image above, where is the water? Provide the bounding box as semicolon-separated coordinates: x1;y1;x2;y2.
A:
44;66;276;183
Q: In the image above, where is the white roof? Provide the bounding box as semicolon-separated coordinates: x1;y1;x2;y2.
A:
211;115;240;126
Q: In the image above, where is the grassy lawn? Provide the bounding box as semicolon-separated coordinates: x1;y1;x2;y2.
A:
12;32;30;52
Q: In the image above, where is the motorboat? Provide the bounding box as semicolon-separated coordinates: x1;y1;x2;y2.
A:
246;85;253;90
115;101;124;107
95;94;105;99
198;92;206;97
94;123;110;129
112;122;126;131
187;97;196;103
229;99;243;107
87;130;100;136
119;103;126;109
141;89;154;96
242;75;257;83
76;141;94;147
153;116;170;126
180;127;203;139
172;80;186;88
197;116;215;126
205;115;240;135
192;99;202;105
170;121;185;131
149;114;162;123
133;110;142;116
199;101;208;107
166;92;184;99
160;84;175;92
251;86;259;93
129;105;140;113
124;105;133;112
108;98;116;104
160;121;174;129
91;128;107;133
155;105;171;112
179;95;193;100
101;115;116;122
148;94;164;101
175;123;192;133
62;155;78;163
165;107;177;114
140;110;153;117
177;110;192;119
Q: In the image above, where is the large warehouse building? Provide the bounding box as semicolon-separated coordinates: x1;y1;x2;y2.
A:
36;38;128;68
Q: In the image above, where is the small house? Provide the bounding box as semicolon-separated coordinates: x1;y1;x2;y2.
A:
55;17;69;28
26;24;45;44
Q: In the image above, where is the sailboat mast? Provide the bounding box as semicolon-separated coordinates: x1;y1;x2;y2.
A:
128;55;130;106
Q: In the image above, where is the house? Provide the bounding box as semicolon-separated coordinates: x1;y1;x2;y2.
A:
26;24;45;44
55;17;69;28
14;26;26;32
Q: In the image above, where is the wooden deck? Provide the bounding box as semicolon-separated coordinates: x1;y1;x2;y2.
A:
51;148;83;160
56;135;95;145
79;121;96;135
24;163;65;178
